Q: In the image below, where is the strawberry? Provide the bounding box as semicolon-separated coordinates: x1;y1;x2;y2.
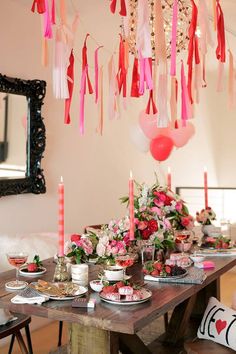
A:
27;263;38;272
102;285;116;294
165;265;172;274
151;269;160;276
222;242;229;249
154;262;162;271
116;281;125;289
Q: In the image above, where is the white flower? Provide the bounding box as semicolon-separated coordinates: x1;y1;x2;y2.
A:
96;242;106;257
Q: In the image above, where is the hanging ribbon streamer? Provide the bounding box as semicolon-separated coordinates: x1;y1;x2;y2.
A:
130;57;140;97
139;54;153;95
154;0;167;68
95;46;103;104
97;66;104;135
51;0;56;24
215;0;226;92
228;50;235;109
53;28;70;99
170;77;178;123
60;0;66;25
215;0;226;63
136;0;152;58
64;50;74;124
43;0;53;39
170;0;178;77
110;0;127;16
42;37;48;67
79;65;88;135
31;0;45;14
157;74;169;127
108;55;119;120
145;90;157;115
187;0;198;105
181;61;191;125
123;0;130;37
213;0;217;31
198;0;214;87
117;34;127;98
82;34;93;94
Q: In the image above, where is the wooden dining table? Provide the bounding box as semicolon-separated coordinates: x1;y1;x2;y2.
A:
0;256;236;354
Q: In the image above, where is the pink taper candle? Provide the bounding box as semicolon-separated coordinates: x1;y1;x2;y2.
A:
167;167;171;190
129;171;135;241
58;176;65;256
204;167;208;209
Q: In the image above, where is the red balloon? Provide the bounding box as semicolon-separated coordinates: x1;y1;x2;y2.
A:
150;135;174;161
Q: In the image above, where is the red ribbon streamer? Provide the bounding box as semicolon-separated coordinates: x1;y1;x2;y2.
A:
31;0;45;14
82;34;93;94
130;58;140;97
64;50;74;125
51;0;56;24
117;34;127;97
110;0;127;16
187;0;198;104
216;0;226;63
145;90;158;115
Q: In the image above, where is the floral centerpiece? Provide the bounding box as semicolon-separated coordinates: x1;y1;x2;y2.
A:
196;207;216;225
120;179;194;253
66;233;97;264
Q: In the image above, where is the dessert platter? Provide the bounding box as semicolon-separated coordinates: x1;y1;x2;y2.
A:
31;280;87;300
99;281;152;305
19;266;47;277
143;260;188;280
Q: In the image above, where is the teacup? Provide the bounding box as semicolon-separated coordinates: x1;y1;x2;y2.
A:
104;266;124;281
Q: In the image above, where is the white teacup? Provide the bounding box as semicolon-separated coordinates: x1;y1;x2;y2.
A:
71;264;88;287
104;266;124;281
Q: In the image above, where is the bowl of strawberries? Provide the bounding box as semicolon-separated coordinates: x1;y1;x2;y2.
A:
19;255;46;277
143;260;187;279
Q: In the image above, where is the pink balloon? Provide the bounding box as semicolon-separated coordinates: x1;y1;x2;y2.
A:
170;120;195;148
150;135;174;161
139;110;171;139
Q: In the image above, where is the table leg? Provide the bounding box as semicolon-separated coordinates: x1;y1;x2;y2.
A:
68;323;119;354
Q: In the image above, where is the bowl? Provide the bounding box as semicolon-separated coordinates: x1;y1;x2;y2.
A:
104;266;124;281
190;255;205;263
89;280;104;292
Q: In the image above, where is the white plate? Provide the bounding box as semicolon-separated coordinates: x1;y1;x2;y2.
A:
100;274;132;283
31;282;88;300
5;281;28;290
100;288;152;305
19;267;47;277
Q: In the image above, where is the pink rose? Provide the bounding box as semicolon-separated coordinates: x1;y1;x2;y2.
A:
71;234;81;243
138;221;148;230
175;202;183;212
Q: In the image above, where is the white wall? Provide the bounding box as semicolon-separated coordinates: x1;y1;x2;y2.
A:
0;0;235;236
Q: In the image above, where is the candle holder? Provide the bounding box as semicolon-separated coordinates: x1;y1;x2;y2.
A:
53;256;70;282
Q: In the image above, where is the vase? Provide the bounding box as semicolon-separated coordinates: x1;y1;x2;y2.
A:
71;264;88;287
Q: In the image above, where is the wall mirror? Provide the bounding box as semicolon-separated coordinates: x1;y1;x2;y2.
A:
0;74;46;196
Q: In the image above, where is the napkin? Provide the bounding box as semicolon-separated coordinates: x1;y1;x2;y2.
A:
144;267;207;285
11;286;49;305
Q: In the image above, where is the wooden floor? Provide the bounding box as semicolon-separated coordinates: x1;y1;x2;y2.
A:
1;271;235;354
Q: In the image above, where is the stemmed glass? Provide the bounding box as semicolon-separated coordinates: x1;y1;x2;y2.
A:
174;230;193;255
5;252;28;290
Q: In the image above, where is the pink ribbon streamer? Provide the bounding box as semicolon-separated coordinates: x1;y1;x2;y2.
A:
43;0;53;39
97;66;104;135
154;0;167;67
138;53;153;95
181;61;191;124
157;74;169;127
170;77;178;123
95;46;103;104
170;0;178;76
228;50;235;109
79;65;88;135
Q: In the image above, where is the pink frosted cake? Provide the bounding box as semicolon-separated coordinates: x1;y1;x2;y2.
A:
105;293;120;301
118;286;133;295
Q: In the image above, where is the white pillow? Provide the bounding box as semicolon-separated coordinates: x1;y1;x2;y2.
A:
197;297;236;351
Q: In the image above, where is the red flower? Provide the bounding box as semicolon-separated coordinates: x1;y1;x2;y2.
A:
71;234;81;243
141;228;152;240
148;219;158;233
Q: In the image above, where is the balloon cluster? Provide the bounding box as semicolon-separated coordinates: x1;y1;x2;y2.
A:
131;110;195;161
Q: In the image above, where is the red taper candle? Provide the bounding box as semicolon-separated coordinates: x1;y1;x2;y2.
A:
129;171;135;241
204;167;208;209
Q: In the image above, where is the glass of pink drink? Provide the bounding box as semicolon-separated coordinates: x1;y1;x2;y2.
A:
6;252;28;290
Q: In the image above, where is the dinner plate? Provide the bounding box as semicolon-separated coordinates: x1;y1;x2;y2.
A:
148;268;188;280
100;288;152;305
31;282;88;300
19;267;47;277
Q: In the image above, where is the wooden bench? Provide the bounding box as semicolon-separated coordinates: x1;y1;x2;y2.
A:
184;338;235;354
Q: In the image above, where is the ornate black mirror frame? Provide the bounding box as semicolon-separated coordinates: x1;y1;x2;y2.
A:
0;74;46;197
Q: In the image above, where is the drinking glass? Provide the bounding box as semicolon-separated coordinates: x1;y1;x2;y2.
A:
5;252;28;290
141;242;155;264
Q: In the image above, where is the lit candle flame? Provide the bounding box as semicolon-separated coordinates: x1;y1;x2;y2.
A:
129;171;133;179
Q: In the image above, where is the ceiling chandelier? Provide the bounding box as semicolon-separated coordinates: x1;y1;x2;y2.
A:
123;0;192;59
